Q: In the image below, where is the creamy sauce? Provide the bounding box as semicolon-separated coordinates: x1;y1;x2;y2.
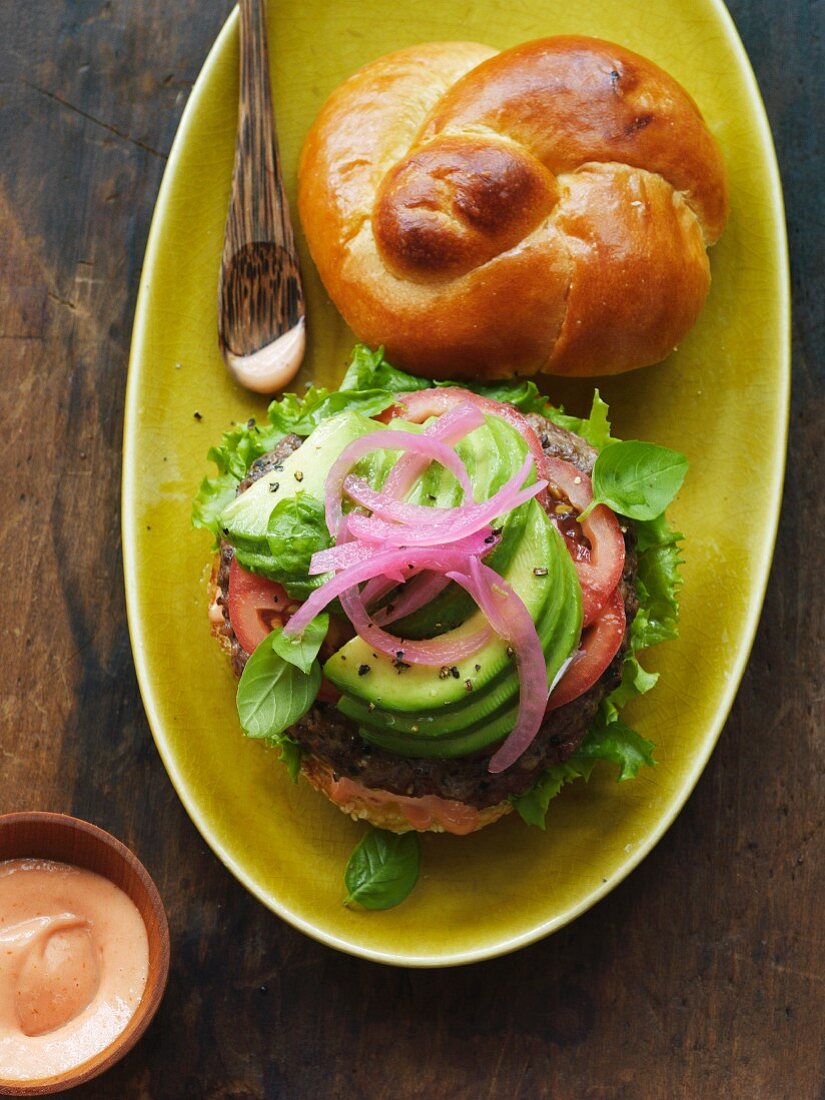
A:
0;859;148;1083
226;316;305;394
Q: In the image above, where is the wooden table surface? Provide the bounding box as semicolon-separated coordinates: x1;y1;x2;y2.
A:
0;2;821;1097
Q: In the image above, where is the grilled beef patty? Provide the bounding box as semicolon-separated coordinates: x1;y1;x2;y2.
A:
215;415;638;809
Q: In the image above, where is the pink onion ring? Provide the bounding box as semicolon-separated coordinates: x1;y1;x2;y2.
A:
373;573;451;627
346;456;544;546
285;542;503;638
382;388;550;508
446;557;550;774
338;586;491;667
324;429;475;539
380;401;486;500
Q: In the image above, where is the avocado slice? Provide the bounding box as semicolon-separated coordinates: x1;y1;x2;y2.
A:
325;501;578;726
336;515;582;756
218;410;384;549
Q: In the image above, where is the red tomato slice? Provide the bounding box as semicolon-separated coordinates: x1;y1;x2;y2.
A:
227;558;292;655
227;558;341;703
546;588;626;712
543;455;625;626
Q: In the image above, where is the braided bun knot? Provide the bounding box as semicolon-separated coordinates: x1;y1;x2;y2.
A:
299;37;728;379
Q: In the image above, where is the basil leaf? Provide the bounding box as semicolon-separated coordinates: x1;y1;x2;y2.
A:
583;440;688;521
343;828;421;910
271;614;329;675
236;637;320;739
266;493;332;578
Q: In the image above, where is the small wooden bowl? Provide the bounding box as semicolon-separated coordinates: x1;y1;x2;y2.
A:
0;812;170;1096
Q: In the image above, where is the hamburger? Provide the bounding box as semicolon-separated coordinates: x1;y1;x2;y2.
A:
193;346;686;846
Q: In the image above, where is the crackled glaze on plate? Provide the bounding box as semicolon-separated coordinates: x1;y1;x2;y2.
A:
123;0;789;965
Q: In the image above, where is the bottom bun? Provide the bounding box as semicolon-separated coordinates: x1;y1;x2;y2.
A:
300;756;512;836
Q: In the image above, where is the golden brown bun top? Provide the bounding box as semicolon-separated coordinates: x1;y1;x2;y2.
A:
299;37;729;379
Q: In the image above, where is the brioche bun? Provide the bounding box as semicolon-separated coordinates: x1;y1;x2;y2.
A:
298;36;728;380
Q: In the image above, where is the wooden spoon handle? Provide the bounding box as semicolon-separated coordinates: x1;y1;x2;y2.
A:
219;0;303;363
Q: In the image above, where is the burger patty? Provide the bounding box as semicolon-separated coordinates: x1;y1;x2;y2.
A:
215;413;638;809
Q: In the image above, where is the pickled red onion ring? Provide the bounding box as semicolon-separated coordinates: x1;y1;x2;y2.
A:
381;401;485;500
383;388;550;508
285;540;502;638
345;456;545;546
309;540;375;576
324;429;475;539
446;557;551;773
338;587;492;666
373;573;451;627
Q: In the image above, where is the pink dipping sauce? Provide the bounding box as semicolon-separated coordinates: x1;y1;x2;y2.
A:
0;858;148;1083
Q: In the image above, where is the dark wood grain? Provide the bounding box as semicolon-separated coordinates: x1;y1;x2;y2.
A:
0;2;821;1098
218;0;304;366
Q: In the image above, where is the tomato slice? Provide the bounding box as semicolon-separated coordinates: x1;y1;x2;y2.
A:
227;558;292;655
543;455;625;626
227;558;341;703
546;588;626;712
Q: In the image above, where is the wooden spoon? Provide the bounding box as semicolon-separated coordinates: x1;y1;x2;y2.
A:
218;0;305;394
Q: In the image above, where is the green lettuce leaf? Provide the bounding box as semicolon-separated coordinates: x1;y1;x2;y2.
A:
511;758;596;829
573;713;656;780
192;419;286;539
545;390;613;451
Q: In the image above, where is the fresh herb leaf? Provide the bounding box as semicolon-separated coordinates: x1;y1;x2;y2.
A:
343;828;421;910
271;613;329;675
581;440;688;522
266;493;332;580
236;634;320;739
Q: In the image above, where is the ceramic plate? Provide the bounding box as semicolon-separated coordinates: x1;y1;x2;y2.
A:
123;0;789;965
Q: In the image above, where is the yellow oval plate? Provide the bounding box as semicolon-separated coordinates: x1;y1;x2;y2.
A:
124;0;788;965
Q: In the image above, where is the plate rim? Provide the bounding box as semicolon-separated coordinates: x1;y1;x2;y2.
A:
122;0;791;967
